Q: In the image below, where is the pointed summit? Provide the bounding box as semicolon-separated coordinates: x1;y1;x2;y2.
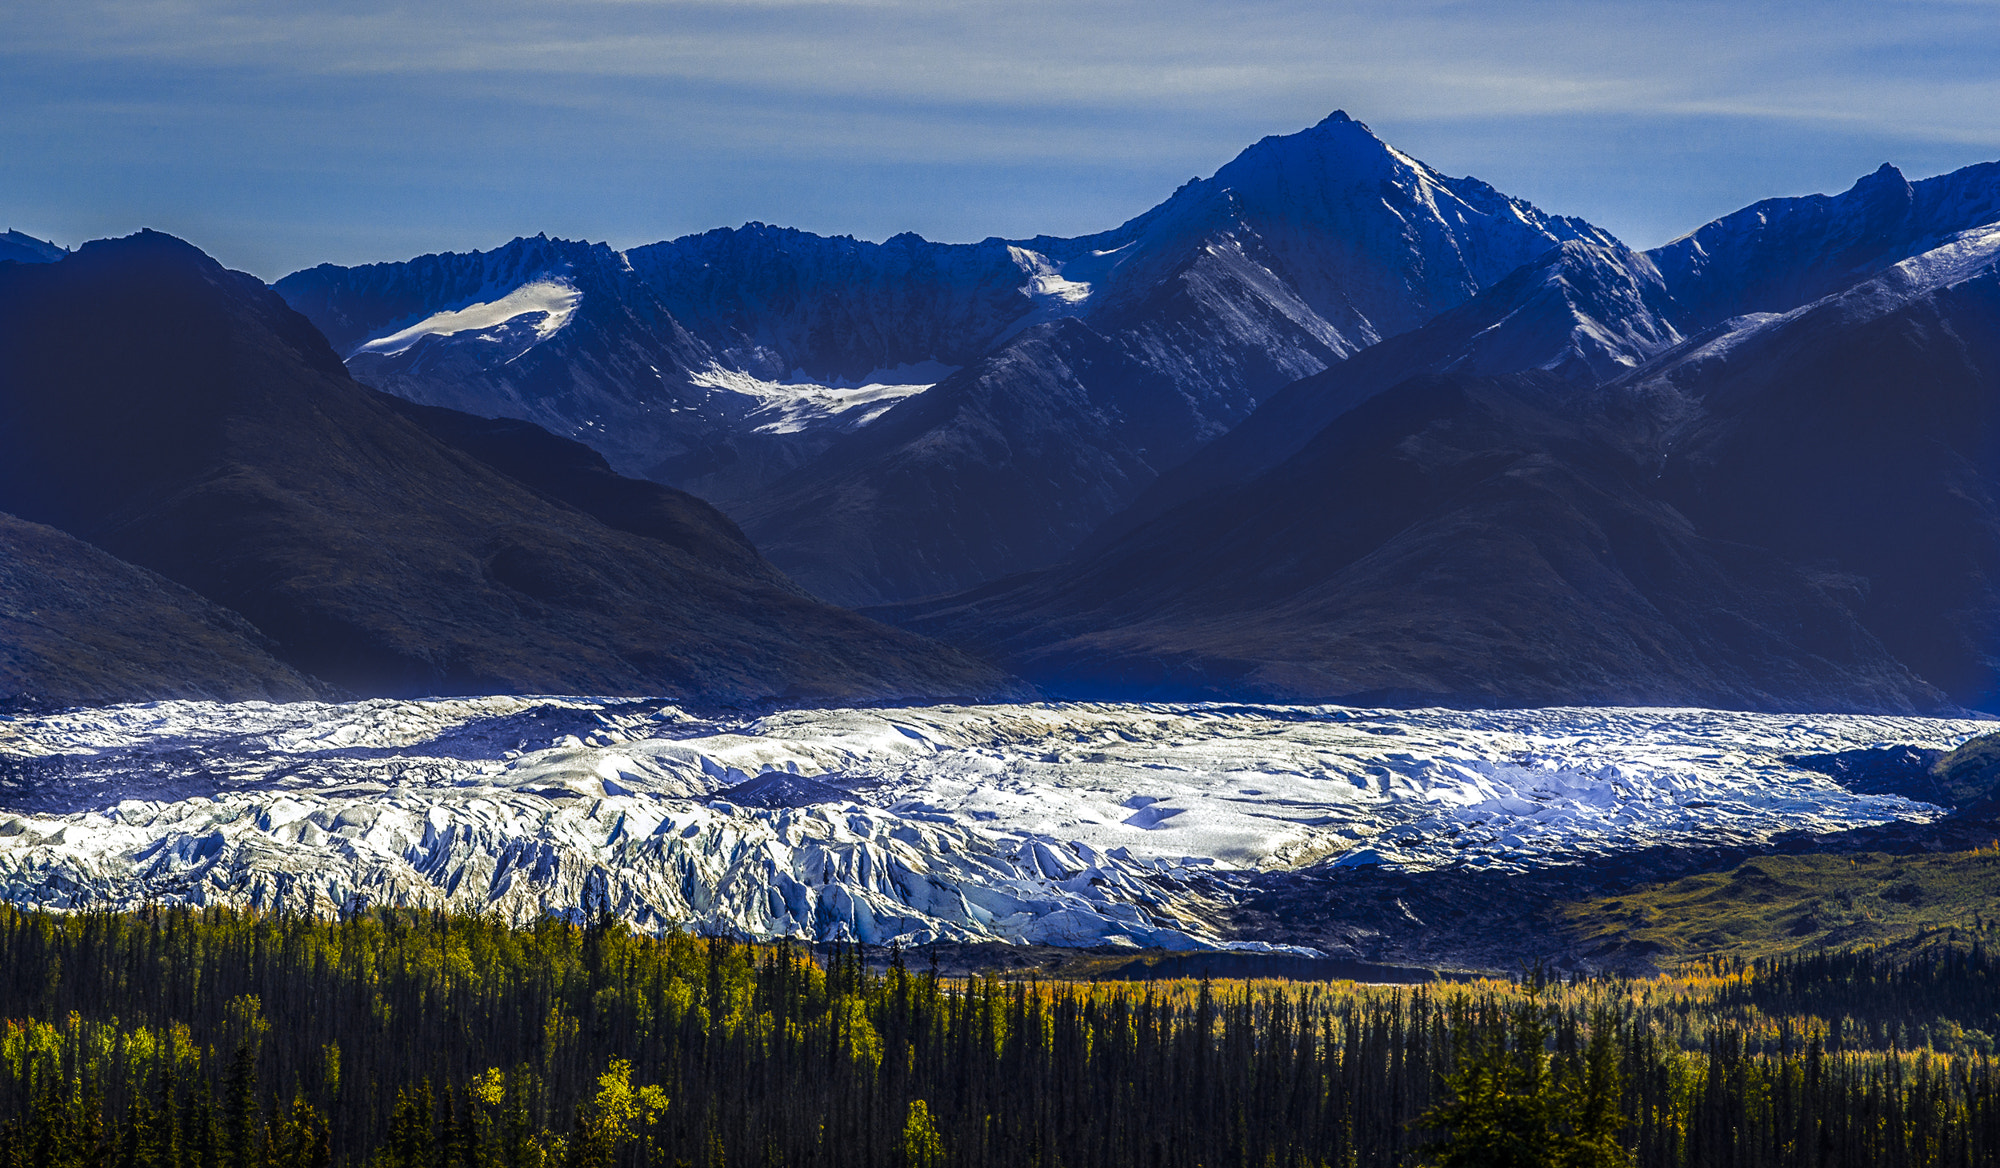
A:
1850;162;1912;200
1170;112;1616;343
1648;157;2000;330
1310;109;1367;132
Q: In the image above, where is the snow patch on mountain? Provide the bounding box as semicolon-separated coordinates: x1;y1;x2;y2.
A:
354;279;581;357
0;700;1981;948
687;362;950;434
1883;222;2000;290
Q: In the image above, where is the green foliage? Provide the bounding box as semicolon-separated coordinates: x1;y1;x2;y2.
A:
0;907;1992;1168
1420;993;1630;1168
901;1101;944;1168
562;1061;664;1168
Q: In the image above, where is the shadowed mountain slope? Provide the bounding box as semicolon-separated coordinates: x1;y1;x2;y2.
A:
883;225;2000;712
1644;225;2000;708
0;231;64;266
882;372;1944;712
0;512;327;707
729;115;1619;604
0;232;1019;703
1091;241;1685;546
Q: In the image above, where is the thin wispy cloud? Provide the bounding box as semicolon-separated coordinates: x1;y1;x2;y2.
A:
5;0;1998;274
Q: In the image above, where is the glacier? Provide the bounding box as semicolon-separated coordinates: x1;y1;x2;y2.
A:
0;699;1984;951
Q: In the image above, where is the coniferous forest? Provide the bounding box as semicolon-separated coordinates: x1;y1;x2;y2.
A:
0;908;1993;1168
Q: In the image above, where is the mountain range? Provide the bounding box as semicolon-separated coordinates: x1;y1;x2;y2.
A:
890;164;2000;712
9;112;2000;713
0;232;1015;706
274;113;1615;607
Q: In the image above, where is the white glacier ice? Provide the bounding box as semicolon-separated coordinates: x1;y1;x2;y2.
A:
0;700;1984;950
354;280;582;357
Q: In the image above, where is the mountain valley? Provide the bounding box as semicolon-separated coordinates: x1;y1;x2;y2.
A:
9;114;2000;970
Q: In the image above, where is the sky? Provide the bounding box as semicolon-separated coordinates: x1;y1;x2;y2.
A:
5;0;2000;280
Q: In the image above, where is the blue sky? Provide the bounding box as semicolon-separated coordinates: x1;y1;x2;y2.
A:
6;0;2000;279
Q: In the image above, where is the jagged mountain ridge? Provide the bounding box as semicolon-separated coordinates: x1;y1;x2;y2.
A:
1090;240;1687;545
1641;224;2000;708
278;112;1619;604
261;120;2000;711
709;114;1624;605
0;231;64;266
883;210;2000;712
1075;157;2000;560
0;232;1019;704
1652;160;2000;332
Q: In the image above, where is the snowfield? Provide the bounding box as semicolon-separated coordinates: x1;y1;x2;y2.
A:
353;280;581;357
686;363;949;435
0;700;1984;950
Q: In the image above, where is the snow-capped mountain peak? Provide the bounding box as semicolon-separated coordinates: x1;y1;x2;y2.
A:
1648;157;2000;329
1443;240;1684;382
277;112;1644;602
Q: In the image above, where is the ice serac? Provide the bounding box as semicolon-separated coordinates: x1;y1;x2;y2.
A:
0;699;1975;952
1648;160;2000;329
0;232;1021;704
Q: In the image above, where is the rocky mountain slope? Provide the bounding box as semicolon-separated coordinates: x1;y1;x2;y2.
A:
278;113;1616;605
1642;225;2000;708
1652;160;2000;331
886;197;2000;712
884;370;1946;711
0;512;327;707
1090;240;1686;544
0;232;1018;703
